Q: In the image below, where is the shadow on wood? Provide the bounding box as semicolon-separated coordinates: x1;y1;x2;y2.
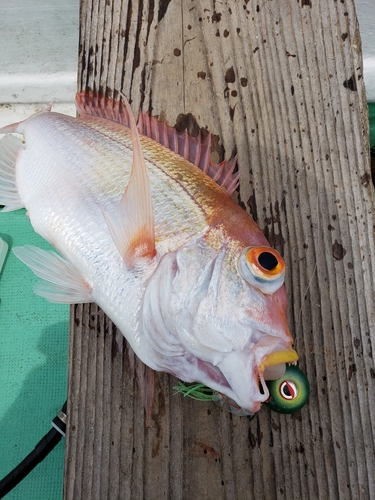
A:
64;1;375;499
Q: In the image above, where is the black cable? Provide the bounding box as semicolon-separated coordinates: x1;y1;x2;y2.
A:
0;401;67;499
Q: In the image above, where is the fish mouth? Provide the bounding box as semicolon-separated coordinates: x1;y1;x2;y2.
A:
208;337;299;414
173;344;299;415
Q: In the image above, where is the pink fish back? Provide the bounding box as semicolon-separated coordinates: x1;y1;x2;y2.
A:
75;92;239;195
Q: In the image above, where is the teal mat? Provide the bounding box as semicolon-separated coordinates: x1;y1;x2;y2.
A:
0;210;69;500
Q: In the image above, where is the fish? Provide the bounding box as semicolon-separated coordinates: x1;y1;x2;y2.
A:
0;92;298;416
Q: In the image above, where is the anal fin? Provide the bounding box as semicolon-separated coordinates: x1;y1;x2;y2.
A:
0;135;24;211
13;245;92;304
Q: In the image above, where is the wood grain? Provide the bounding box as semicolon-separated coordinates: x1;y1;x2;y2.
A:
65;1;375;498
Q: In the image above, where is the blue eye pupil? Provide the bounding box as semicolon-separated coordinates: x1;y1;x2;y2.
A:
258;252;278;271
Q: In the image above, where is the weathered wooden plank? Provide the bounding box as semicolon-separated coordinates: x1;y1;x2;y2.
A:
65;1;375;499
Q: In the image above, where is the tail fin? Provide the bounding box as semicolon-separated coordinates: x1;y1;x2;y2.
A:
0;135;24;211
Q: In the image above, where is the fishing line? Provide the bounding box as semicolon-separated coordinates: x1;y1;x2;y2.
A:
0;401;67;499
297;192;320;326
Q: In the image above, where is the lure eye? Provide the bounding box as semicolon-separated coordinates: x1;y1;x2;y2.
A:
279;380;297;400
265;365;310;414
238;246;285;294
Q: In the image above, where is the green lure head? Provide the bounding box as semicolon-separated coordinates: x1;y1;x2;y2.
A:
264;364;310;414
174;364;309;415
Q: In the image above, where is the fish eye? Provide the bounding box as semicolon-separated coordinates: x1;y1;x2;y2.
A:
238;246;285;294
258;251;278;271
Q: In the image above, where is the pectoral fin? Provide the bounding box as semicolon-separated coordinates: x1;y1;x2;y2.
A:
102;95;156;268
13;245;92;303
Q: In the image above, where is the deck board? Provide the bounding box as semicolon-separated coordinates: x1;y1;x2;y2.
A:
64;1;375;498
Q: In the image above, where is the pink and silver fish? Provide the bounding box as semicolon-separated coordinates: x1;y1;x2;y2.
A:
0;92;298;416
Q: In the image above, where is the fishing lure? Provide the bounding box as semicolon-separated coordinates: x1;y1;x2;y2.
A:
174;364;310;415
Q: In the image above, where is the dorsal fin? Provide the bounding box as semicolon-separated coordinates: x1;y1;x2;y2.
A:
75;92;133;128
75;91;239;195
101;95;156;268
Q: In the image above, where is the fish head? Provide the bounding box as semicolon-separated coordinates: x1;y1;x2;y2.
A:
142;228;298;414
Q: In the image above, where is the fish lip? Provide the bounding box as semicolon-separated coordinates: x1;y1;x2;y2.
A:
260;348;299;377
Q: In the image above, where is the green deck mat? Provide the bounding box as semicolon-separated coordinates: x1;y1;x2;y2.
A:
0;210;69;500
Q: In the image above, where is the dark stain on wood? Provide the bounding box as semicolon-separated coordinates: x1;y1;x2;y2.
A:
146;0;154;44
247;194;258;222
262;200;286;250
185;438;221;460
175;113;200;136
139;62;148;108
343;75;357;91
332;240;346;260
122;0;133;82
248;428;257;448
296;442;305;453
158;0;173;23
360;172;371;187
212;11;222;23
229;104;236;121
348;363;357;381
132;1;143;73
225;66;236;83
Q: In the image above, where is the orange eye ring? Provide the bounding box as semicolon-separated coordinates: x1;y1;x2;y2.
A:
238;246;285;294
